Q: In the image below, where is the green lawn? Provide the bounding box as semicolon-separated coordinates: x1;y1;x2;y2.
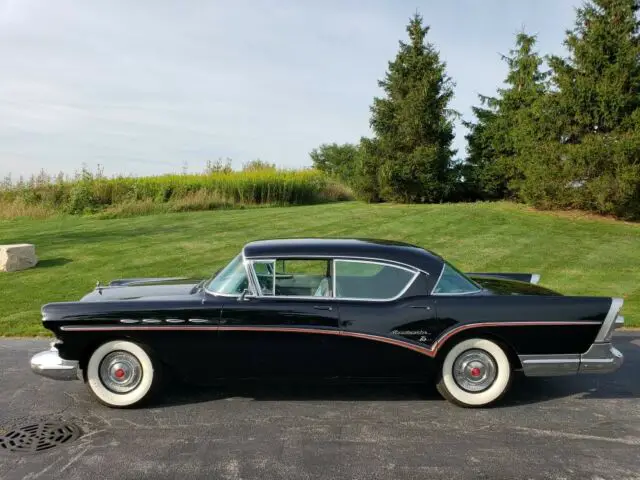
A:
1;201;638;335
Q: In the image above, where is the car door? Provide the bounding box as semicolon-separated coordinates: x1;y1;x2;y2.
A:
218;258;341;378
333;259;438;379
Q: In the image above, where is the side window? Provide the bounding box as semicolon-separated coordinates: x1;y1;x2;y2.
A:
252;260;275;295
334;260;416;300
274;259;330;297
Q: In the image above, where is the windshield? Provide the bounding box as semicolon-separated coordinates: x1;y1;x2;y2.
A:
432;262;482;295
207;254;250;295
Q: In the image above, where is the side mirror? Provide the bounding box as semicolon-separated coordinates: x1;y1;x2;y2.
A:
238;289;250;302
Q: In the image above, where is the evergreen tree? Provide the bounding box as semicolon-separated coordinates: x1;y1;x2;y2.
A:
464;32;549;199
359;13;456;203
548;0;640;139
520;0;640;218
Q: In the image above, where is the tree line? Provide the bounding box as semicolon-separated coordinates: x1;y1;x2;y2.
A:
310;0;640;219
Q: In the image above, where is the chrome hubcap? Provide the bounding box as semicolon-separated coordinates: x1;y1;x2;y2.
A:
452;349;497;393
99;351;143;394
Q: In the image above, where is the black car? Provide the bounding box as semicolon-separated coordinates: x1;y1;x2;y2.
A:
31;238;625;408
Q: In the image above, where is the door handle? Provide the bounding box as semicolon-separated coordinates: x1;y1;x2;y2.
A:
410;305;431;310
313;305;333;311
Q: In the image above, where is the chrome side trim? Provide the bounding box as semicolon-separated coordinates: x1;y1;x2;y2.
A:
579;343;624;374
596;298;624;342
519;354;580;376
530;274;541;285
519;342;624;377
30;347;80;381
166;318;185;323
188;318;211;324
142;318;161;324
120;319;139;324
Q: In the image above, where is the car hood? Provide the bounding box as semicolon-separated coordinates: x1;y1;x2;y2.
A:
471;276;560;296
80;278;204;302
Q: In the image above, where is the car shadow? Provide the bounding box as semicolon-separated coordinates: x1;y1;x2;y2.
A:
158;334;640;408
160;380;437;407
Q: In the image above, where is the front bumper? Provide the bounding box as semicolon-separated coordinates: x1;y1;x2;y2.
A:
519;342;624;377
30;345;80;381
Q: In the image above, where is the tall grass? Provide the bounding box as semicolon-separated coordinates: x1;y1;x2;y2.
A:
0;169;352;219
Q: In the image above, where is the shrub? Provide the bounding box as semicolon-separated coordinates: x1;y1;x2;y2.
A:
518;132;640;220
0;168;352;219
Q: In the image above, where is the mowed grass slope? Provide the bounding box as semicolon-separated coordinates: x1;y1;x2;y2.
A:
0;201;638;335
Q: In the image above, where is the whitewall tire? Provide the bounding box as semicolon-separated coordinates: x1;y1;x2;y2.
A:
436;338;512;407
86;340;161;408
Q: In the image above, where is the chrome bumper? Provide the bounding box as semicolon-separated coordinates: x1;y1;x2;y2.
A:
30;346;80;381
519;343;623;377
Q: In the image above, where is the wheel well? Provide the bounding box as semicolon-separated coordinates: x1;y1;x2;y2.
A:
435;330;522;370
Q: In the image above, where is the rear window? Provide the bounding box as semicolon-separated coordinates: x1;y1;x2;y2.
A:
432;263;481;295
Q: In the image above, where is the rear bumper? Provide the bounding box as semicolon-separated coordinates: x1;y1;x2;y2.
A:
30;345;80;381
519;342;623;377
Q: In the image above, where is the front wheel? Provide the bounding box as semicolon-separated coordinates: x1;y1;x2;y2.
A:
436;338;512;408
86;340;162;408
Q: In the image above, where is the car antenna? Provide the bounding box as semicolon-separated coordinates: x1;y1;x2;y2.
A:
96;280;103;295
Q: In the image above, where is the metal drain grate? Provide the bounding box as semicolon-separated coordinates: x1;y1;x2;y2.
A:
0;422;82;453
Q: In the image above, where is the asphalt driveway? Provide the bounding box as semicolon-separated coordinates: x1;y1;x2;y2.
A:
1;333;639;480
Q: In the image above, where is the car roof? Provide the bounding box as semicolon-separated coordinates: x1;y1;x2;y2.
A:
242;238;444;274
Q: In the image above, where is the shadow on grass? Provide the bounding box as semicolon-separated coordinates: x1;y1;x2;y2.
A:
156;334;639;408
37;258;73;268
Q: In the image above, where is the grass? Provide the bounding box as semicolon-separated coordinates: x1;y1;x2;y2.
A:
0;201;638;336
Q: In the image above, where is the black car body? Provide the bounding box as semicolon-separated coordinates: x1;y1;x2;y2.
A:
31;238;625;408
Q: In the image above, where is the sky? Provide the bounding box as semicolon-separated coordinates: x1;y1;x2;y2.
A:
0;0;582;179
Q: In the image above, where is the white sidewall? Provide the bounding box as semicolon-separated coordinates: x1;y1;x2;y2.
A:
441;338;511;406
87;340;154;407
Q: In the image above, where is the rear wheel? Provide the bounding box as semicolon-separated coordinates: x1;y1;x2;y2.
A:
436;338;511;407
86;340;162;408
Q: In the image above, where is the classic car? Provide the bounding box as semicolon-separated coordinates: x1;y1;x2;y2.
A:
30;238;625;408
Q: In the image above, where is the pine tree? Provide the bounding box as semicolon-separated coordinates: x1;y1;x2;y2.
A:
359;13;456;203
520;0;640;218
548;0;640;139
464;32;549;199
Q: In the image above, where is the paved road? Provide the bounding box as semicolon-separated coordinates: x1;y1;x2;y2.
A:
0;334;639;480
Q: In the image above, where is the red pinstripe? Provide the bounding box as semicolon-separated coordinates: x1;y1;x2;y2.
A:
60;320;600;358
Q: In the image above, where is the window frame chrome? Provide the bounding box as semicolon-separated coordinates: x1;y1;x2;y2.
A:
243;255;420;303
248;258;277;296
